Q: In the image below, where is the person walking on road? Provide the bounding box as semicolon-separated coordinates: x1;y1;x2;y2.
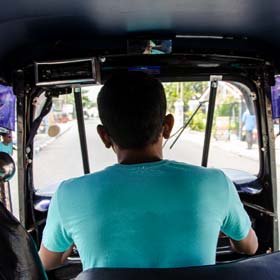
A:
242;109;256;149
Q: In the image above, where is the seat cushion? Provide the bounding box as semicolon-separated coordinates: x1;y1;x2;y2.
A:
77;251;280;280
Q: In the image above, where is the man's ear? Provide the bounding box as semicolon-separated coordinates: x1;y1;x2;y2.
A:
163;114;174;139
97;125;112;148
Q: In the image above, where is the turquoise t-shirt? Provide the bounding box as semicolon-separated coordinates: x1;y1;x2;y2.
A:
42;160;251;270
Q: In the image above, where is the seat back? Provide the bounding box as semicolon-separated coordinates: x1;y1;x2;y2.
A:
0;202;47;280
76;251;280;280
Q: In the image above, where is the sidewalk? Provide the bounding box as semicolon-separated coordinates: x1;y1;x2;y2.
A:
180;130;263;162
34;122;73;154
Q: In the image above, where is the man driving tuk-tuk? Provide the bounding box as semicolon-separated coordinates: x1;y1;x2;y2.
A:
1;0;280;279
39;72;258;271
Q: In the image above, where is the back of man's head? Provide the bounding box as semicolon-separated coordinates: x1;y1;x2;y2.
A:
97;72;167;149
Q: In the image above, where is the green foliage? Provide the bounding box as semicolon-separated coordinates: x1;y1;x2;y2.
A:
56;90;95;109
217;103;232;116
185;110;206;131
163;82;208;113
215;100;240;133
230;121;238;130
163;82;208;131
216;95;240;117
82;95;94;109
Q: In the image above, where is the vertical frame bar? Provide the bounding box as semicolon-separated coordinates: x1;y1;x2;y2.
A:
201;80;218;167
13;70;27;225
74;87;90;174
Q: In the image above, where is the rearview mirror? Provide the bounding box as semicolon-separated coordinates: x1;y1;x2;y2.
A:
127;39;172;55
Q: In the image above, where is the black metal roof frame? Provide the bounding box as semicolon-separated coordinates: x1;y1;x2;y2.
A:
1;0;280;80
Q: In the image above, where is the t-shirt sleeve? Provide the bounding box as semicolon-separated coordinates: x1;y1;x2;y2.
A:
221;174;251;241
42;185;73;252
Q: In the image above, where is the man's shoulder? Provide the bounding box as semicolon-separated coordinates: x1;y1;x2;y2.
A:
167;161;229;188
57;167;114;193
167;160;224;176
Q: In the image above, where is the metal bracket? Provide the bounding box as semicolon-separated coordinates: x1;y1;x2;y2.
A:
250;92;257;101
243;201;276;217
261;134;269;152
45;87;72;97
210;75;223;82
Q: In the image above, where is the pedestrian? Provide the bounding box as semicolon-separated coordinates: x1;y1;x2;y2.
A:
0;131;13;156
242;109;256;149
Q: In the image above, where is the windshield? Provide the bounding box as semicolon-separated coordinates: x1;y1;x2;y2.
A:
33;81;259;190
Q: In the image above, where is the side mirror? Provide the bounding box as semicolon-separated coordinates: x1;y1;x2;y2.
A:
0;152;15;182
48;124;60;137
0;152;15;212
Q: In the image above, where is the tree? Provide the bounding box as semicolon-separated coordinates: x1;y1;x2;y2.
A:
163;82;208;113
81;95;94;109
163;82;208;131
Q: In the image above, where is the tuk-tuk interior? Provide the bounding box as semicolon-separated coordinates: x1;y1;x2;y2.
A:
1;0;280;279
7;44;278;280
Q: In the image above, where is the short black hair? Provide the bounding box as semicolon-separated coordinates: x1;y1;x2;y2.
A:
97;71;166;149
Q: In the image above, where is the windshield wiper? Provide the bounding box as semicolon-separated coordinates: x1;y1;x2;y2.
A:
165;99;208;150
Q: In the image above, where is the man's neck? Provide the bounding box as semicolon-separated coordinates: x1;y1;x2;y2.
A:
116;142;163;164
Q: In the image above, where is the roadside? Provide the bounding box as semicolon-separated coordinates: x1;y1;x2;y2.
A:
33;124;275;163
34;121;74;154
180;130;264;163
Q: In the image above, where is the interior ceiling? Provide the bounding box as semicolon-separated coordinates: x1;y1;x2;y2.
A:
0;0;280;79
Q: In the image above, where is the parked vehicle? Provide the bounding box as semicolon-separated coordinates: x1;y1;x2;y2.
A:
53;112;69;123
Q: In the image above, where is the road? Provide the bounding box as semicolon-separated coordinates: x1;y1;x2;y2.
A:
32;119;259;191
7;118;280;244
